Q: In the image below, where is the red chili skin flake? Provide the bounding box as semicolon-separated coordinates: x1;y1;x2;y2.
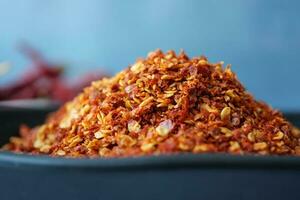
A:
3;49;300;157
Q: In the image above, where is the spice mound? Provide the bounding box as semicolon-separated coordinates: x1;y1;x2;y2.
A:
4;50;300;157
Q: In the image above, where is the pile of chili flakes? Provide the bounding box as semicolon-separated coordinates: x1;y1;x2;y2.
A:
4;50;300;157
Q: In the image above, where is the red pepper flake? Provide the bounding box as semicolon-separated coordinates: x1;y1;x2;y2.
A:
3;49;300;157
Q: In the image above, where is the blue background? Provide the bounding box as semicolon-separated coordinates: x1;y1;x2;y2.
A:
0;0;299;111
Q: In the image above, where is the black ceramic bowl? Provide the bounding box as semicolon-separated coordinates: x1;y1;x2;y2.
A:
1;108;300;200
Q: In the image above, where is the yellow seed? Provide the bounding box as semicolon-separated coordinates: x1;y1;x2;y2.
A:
99;148;110;157
86;139;99;149
161;75;172;80
141;143;155;152
276;141;284;147
253;142;268;151
96;114;102;121
229;141;240;152
225;90;236;98
69;125;77;134
164;93;175;98
184;120;195;125
178;143;190;151
156;120;173;136
220;127;233;137
128;120;141;133
125;100;133;109
47;134;56;143
153;57;160;63
165;54;173;60
33;139;43;149
81;120;91;130
40;145;51;153
247;131;256;142
273;131;284;140
194;113;202;121
165;90;176;94
131;61;144;73
144;88;152;94
36;125;46;139
94;131;105;139
118;135;136;147
59;118;71;129
254;130;263;140
133;97;141;104
157;103;168;108
201;103;218;113
220;106;231;120
198;60;207;65
80;104;91;115
57;150;66;156
156;126;169;136
224;95;230;102
225;66;233;76
69;136;82;147
139;96;154;107
193;144;208;152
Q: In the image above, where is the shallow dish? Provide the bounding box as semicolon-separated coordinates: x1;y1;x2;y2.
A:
1;109;300;200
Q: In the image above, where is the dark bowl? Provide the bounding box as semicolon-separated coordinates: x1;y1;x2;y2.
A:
1;108;300;200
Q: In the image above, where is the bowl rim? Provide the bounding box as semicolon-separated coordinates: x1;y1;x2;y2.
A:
1;152;300;170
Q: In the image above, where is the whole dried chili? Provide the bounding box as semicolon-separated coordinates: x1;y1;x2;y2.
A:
3;50;300;157
0;45;107;102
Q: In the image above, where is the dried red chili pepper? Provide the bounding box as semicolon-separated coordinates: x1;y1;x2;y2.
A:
0;45;107;102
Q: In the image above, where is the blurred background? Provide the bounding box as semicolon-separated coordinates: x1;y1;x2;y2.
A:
0;0;299;111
